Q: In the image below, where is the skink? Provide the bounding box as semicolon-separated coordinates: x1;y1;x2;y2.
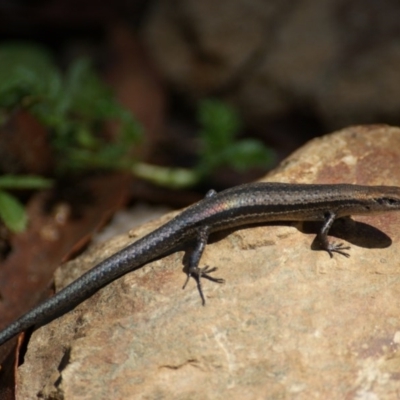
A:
1;182;400;346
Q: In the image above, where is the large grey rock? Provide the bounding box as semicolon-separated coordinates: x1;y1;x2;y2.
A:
143;0;400;128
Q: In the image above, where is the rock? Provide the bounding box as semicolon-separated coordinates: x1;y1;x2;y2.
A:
143;0;400;129
17;125;400;399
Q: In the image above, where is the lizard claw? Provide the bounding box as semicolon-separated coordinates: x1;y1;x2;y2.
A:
326;241;351;258
182;265;224;306
197;266;225;284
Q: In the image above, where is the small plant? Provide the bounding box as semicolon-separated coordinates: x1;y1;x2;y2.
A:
132;99;275;188
0;43;275;231
197;99;274;176
0;43;142;174
0;175;52;232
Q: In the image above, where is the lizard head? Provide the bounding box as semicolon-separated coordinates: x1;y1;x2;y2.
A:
365;185;400;213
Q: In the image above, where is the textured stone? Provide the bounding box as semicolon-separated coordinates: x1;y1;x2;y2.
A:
143;0;400;128
17;125;400;399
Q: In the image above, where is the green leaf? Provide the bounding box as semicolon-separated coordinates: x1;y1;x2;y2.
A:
198;99;241;151
132;163;197;188
0;190;28;232
0;175;53;190
196;98;276;177
0;43;144;177
223;140;276;171
0;43;55;88
0;43;59;109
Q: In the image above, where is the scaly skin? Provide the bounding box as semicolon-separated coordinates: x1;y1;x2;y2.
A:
1;182;400;346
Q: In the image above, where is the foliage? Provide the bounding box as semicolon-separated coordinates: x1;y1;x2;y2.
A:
0;175;52;232
0;43;275;231
0;43;142;173
197;99;274;176
0;43;142;231
134;99;275;188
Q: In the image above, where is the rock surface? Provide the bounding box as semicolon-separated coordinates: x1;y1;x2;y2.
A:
143;0;400;128
17;125;400;399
